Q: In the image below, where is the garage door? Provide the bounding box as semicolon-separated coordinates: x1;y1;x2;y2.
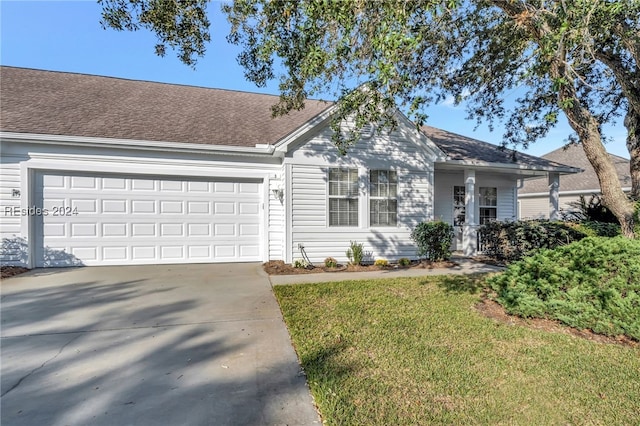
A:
34;172;263;267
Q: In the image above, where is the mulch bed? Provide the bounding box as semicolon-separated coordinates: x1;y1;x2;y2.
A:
476;297;638;348
1;266;30;280
263;259;458;275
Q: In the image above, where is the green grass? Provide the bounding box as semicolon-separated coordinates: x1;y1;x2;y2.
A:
274;275;640;425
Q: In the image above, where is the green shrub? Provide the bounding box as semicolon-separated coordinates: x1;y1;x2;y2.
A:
374;258;389;268
397;257;411;267
410;221;454;261
488;237;640;340
563;194;619;224
568;221;621;237
324;257;338;268
346;241;364;265
479;220;586;262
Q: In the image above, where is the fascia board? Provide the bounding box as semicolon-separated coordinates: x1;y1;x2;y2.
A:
438;159;582;175
273;104;338;153
0;132;277;157
518;187;632;198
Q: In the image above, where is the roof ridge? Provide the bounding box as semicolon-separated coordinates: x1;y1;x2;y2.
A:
0;65;333;102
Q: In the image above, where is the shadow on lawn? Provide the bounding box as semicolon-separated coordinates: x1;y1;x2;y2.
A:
300;341;359;381
432;274;486;295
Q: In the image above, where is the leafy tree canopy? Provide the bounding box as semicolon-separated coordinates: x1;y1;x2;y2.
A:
101;0;639;235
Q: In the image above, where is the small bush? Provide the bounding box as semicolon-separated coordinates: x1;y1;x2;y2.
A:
488;237;640;340
479;220;586;262
410;221;454;261
374;258;389;268
324;257;338;268
293;259;309;269
346;241;364;265
397;257;411;267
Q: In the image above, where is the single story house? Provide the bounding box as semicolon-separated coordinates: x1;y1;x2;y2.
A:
0;67;579;268
518;144;631;219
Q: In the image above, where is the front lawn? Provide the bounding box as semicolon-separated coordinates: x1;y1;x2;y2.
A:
274;276;640;425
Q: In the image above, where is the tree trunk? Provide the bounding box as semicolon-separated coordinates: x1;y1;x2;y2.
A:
555;72;636;238
625;109;640;200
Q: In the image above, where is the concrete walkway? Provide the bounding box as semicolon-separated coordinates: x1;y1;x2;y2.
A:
1;263;320;426
269;256;503;285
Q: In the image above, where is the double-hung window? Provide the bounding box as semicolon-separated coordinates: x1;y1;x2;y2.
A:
369;170;397;226
328;168;359;227
453;185;466;226
479;187;497;224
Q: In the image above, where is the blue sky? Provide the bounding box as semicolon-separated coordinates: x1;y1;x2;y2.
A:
1;0;630;159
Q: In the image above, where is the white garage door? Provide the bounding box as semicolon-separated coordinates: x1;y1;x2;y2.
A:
34;172;263;267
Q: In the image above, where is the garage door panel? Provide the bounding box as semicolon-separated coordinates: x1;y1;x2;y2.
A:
35;172;263;266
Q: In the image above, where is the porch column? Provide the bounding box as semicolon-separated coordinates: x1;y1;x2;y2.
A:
463;169;477;256
549;172;560;221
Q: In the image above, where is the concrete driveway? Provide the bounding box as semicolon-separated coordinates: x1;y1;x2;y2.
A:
1;263;320;426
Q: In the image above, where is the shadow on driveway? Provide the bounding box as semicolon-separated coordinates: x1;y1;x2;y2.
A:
1;263;319;425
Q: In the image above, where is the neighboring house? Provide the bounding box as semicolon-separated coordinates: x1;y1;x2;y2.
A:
518;144;632;220
0;67;579;268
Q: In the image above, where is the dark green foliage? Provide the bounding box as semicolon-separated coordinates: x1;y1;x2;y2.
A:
488;237;640;340
411;221;454;261
99;0;211;67
563;194;620;224
397;257;411;267
568;221;621;238
479;220;586;262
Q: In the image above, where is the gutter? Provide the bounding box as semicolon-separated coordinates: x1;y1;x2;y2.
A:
0;132;281;158
437;158;581;175
518;187;633;198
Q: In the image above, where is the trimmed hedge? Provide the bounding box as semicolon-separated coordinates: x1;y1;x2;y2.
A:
488;237;640;340
479;220;586;262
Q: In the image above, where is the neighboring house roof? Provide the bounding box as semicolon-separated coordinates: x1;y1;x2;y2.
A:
422;125;577;172
519;143;631;194
0;66;332;147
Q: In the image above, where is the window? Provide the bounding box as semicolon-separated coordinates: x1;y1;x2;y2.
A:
479;187;497;224
370;170;397;226
453;186;466;226
328;168;359;226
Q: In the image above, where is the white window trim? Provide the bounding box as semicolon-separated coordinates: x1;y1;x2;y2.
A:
327;167;360;228
478;186;498;224
368;169;398;228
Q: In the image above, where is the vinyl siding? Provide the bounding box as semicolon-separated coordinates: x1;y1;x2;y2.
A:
518;193;590;220
268;167;285;259
0;153;27;265
288;122;437;264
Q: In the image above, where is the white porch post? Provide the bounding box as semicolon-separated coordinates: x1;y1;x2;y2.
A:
463;169;477;256
549;172;560;221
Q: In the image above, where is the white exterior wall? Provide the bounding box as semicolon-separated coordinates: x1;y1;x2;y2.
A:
518;193;587;220
0;140;282;267
286;124;438;264
268;166;286;260
0;153;28;264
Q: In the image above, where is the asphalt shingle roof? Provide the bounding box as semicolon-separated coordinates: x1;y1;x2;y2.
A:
422;125;574;171
519;144;631;194
0;66;332;147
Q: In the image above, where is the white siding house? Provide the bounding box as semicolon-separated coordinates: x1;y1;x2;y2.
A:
518;144;631;220
0;67;579;268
